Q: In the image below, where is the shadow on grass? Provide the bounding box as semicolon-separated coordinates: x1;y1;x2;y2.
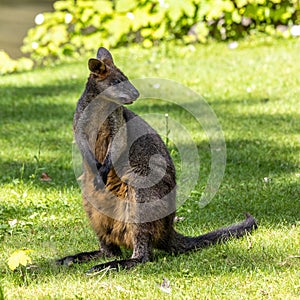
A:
0;86;77;123
0;159;75;183
3;237;298;283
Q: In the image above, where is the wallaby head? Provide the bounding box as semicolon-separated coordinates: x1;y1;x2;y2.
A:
88;47;139;105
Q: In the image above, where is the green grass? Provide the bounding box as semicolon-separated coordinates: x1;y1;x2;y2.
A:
0;39;299;299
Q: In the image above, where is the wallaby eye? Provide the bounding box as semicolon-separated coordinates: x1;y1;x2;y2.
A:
112;79;121;85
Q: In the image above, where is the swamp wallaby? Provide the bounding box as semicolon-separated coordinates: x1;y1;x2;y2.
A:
56;47;257;273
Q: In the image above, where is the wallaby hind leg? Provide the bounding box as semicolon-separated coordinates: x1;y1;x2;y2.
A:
56;242;122;266
86;229;153;273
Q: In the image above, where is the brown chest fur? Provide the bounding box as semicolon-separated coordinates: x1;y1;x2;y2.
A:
82;116;133;248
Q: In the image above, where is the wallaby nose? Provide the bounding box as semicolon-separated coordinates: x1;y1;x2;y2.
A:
133;88;140;99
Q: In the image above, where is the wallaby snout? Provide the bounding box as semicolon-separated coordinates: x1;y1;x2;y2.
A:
98;80;139;105
117;81;139;104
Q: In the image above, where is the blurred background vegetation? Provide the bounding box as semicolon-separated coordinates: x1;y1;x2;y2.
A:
1;0;300;74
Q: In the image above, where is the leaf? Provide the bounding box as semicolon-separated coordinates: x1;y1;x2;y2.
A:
53;0;73;12
8;219;18;227
159;278;171;294
174;216;185;222
105;15;132;45
115;0;137;13
7;250;33;271
40;172;52;182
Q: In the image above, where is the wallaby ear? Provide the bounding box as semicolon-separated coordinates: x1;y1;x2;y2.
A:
88;58;107;75
97;47;113;63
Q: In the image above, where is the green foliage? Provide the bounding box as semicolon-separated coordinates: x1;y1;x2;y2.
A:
0;51;33;75
21;0;300;65
7;249;33;271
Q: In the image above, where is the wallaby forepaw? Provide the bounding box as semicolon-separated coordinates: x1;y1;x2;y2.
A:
94;174;106;190
98;163;110;180
94;162;110;190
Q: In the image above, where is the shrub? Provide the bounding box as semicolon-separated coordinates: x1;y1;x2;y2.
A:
0;51;34;75
14;0;300;65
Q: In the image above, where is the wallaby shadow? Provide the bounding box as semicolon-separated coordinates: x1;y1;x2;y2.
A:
0;83;80;123
130;97;299;226
2;233;293;281
0;82;80;190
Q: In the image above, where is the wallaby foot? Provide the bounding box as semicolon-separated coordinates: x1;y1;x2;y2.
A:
56;243;122;266
86;231;153;273
86;258;146;274
56;250;104;266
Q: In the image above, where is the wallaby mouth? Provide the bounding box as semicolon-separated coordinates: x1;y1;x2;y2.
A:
120;98;134;105
122;88;140;105
123;100;134;105
123;95;139;105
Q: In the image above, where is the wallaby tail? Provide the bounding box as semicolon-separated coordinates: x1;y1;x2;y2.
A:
169;213;257;254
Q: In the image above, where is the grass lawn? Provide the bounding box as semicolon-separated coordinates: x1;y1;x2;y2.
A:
0;39;299;299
